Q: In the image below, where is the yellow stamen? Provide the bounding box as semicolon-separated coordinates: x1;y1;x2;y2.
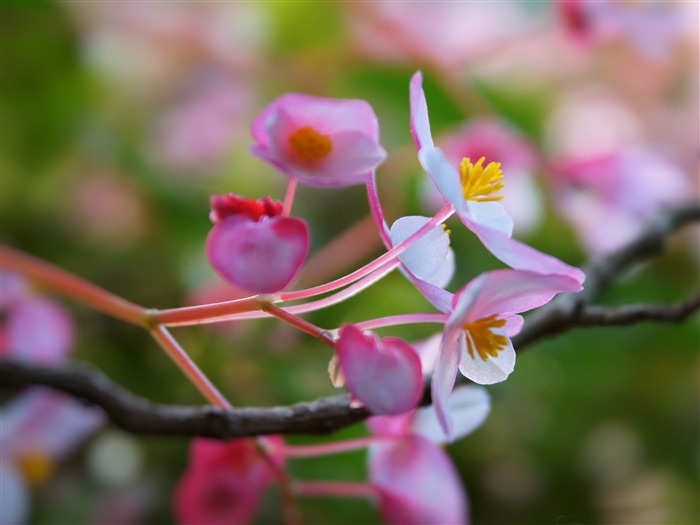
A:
464;314;508;361
460;156;505;202
289;126;333;162
441;223;451;236
17;452;54;487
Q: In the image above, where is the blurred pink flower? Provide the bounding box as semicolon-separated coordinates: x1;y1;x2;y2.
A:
411;72;585;286
206;194;309;294
175;437;283;525
0;272;74;365
552;148;692;255
153;73;252;172
251;94;387;187
349;2;538;70
335;325;423;415
432;270;582;437
0;388;105;525
557;0;686;58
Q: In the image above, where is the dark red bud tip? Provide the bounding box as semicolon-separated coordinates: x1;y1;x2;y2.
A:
210;194;284;223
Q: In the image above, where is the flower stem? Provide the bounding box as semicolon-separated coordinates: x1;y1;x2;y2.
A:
281;437;386;458
150;326;232;409
152;296;264;327
262;303;335;347
295;481;377;500
354;313;448;331
283;177;298;216
1;245;149;327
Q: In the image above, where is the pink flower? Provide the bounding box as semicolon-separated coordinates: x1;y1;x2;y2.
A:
0;272;74;365
175;437;283;525
335;325;423;415
431;269;582;437
410;72;585;287
551;148;691;255
206;194;310;294
251;94;387;187
0;388;105;525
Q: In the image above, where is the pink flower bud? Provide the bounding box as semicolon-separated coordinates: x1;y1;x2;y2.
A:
206;194;309;294
335;325;423;415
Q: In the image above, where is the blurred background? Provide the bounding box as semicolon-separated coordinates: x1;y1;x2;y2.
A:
1;1;698;524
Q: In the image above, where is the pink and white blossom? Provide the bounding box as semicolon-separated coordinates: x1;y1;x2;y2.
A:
335;325;423;415
410;72;585;286
251;94;387;187
175;437;283;525
432;269;582;437
206;194;310;294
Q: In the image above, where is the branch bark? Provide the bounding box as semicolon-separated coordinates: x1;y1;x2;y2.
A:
2;201;699;439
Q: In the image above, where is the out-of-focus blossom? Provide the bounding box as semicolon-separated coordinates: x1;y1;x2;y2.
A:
174;437;283;525
0;388;105;525
557;0;688;58
432;270;582;437
364;386;490;524
348;2;539;70
433;119;543;236
152;72;252;173
411;72;585;286
206;194;310;294
335;325;423;415
251;94;387;188
69;171;149;246
552;148;691;255
65;1;269;100
0;271;74;365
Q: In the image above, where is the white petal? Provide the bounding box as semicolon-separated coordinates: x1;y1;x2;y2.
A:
465;201;513;237
0;462;29;525
390;216;450;283
411;385;491;444
458;329;515;385
418;148;466;214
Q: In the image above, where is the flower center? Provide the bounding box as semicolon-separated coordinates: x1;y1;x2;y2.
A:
17;452;54;487
463;314;508;361
289;127;333;161
210;194;283;223
460;156;505;202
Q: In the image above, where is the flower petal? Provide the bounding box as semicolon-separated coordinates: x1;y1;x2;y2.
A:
411;385;491;444
468;222;586;285
409;71;435;151
206;215;310;294
465;201;513;237
459;329;515;385
431;328;463;438
336;326;423;415
5;298;74;365
418;147;466;214
369;436;468;525
389;216;451;283
0;462;29;525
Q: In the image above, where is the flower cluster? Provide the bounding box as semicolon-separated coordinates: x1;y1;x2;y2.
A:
185;71;585;523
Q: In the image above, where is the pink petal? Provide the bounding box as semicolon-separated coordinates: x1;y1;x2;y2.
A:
206;215;309;294
366;413;414;438
504;314;524;337
370;436;468;525
407;273;455;313
5;297;74;364
411;385;491;444
409;71;435;151
458;329;516;385
468;222;586;286
431;328;463;439
453;269;583;323
466;201;513;237
0;271;29;309
336;325;423;415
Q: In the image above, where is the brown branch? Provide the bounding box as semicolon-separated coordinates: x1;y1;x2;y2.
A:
2;201;699;439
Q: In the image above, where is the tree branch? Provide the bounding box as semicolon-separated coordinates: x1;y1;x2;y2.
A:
2;201;699;439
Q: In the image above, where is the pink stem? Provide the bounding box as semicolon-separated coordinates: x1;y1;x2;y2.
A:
295;481;377;500
262;303;335;347
150;326;232;409
283;177;299;216
353;313;448;331
152;296;263;326
1;245;149;327
281;437;387;458
280;204;454;302
365;171;392;248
